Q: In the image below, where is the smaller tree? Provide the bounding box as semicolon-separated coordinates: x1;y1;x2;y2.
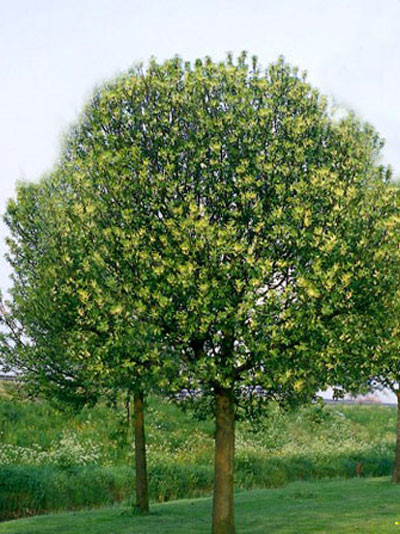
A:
322;182;400;483
0;176;171;513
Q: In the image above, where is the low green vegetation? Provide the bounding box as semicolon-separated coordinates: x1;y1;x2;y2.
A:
0;386;397;520
2;477;400;533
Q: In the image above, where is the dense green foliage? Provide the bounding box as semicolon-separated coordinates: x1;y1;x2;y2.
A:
0;391;398;519
2;478;400;533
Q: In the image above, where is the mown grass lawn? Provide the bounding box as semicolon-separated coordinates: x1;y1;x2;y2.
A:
2;477;400;533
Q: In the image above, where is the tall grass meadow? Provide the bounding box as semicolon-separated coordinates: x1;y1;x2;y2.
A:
0;388;396;520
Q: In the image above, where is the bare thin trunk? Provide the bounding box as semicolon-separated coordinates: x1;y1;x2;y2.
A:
212;386;236;534
392;391;400;483
134;390;149;513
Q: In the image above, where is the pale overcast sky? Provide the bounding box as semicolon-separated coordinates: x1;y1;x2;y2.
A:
1;0;400;296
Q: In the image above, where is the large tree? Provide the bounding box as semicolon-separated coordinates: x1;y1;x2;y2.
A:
3;54;399;533
50;54;398;533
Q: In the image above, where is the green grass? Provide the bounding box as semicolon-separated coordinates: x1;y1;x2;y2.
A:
2;477;400;533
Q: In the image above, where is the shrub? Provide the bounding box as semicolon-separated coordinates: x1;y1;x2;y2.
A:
0;432;100;468
0;465;132;520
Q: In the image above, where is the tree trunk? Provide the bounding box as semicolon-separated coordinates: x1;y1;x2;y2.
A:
393;391;400;483
134;390;149;513
212;386;236;534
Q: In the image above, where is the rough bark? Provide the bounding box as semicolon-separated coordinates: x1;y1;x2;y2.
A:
392;391;400;483
134;390;149;513
212;386;236;534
